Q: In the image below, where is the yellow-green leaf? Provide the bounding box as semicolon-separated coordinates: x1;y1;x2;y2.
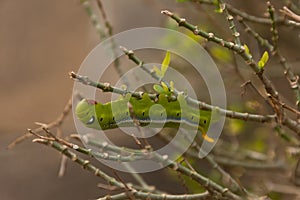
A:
261;51;269;64
153;84;165;94
258;51;269;70
161;51;170;77
161;82;169;93
258;61;264;69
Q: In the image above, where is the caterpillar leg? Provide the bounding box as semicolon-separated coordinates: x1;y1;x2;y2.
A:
202;132;214;143
198;127;214;143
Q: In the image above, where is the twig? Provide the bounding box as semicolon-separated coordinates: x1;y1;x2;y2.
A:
151;152;242;199
241;80;266;99
33;129;158;193
94;0;125;83
193;0;300;28
264;181;300;196
120;47;276;123
70;71;148;99
159;133;284;170
98;191;210;200
218;0;241;46
205;155;247;195
280;6;300;22
269;95;300;116
88;3;148;177
33;138;128;189
240;80;276;116
35;129;147;162
97;183;119;191
80;0;107;39
96;0;112;35
174;131;248;196
175;158;191;194
122;163;154;191
238;17;274;52
212;155;285;170
32;129;241;199
85;138;242;200
127;102;151;149
112;170;135;200
81;0;127;85
161;9;300;134
58;155;68;178
267;1;279;53
161;10;279;99
238;17;300;110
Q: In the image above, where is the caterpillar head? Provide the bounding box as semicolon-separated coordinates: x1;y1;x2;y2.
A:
75;99;101;130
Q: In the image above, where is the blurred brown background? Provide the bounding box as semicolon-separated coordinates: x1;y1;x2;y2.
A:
1;0;300;199
0;1;178;199
1;1;96;199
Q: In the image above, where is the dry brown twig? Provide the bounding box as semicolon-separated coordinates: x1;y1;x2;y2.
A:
280;6;300;22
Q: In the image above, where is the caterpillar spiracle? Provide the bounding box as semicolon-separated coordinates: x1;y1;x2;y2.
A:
75;93;214;142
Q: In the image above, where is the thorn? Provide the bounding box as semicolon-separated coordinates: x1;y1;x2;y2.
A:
161;10;173;17
119;46;127;52
69;71;76;79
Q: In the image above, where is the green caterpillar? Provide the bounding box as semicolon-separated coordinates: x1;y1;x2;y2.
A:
75;93;214;142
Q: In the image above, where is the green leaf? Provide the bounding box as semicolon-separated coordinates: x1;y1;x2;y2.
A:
161;51;170;78
243;44;250;55
258;51;269;70
153;84;165;94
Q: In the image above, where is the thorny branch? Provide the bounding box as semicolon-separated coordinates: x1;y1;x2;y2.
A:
70;70;275;123
238;17;300;110
161;9;300;136
120;47;276;123
193;0;300;28
11;1;300;200
30;128;241;200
